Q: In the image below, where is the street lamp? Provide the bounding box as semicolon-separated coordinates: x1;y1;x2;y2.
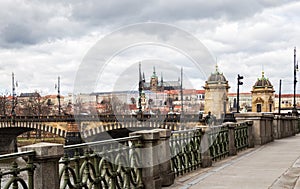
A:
237;74;243;113
138;63;145;116
55;76;61;115
11;72;18;117
292;47;298;116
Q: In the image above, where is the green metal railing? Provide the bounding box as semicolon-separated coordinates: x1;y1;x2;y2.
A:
0;150;36;189
235;123;249;151
170;129;202;176
209;126;229;161
59;136;144;189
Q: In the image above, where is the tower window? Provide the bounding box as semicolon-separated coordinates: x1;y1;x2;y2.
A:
257;104;261;112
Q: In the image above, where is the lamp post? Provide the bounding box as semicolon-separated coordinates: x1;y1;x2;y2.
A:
55;76;61;115
11;72;17;117
292;47;298;116
138;63;145;117
237;74;243;113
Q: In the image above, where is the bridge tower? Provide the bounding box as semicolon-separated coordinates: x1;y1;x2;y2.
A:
203;65;230;119
251;71;275;112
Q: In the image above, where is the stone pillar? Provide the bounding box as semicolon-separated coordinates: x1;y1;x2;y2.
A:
21;142;64;189
226;123;237;156
130;130;162;189
273;115;281;139
235;113;274;145
200;127;212;168
246;121;254;148
153;129;175;186
0;134;17;154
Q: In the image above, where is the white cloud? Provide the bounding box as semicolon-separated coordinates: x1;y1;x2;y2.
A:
0;0;300;96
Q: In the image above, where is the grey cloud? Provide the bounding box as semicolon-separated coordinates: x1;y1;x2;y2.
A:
1;0;297;48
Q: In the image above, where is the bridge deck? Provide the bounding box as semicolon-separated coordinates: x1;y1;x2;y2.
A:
165;134;300;189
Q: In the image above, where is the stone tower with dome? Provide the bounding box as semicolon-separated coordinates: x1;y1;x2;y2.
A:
251;71;275;112
204;65;230;119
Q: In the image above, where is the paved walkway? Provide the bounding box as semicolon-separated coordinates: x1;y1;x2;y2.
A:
164;134;300;189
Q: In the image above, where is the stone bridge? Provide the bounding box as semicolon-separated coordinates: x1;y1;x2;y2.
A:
0;114;202;154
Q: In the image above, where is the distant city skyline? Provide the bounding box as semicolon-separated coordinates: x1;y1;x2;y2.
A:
0;1;300;95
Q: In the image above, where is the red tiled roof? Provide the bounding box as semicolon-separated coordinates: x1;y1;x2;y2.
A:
196;90;205;94
275;94;300;98
44;95;64;99
228;93;251;96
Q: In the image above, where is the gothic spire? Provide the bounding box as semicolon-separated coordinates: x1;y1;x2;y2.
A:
139;62;142;82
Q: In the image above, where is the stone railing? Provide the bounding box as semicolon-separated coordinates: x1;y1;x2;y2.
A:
235;113;300;144
273;115;299;139
169;121;254;178
60;136;143;189
235;113;274;145
10;129;174;189
170;129;202;176
0;121;267;189
0;150;35;189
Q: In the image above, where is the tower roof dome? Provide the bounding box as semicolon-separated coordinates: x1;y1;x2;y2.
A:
253;71;273;88
207;65;227;83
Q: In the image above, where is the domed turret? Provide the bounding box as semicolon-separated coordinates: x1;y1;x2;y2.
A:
253;72;273;88
207;65;227;84
251;71;275;112
204;65;230;119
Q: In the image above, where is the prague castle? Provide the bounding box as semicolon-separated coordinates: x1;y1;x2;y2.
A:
143;66;181;92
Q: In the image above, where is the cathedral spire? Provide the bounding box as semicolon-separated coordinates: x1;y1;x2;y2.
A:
139;62;142;82
151;66;157;78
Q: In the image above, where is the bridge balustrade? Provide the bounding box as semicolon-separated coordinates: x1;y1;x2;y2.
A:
170;129;202;176
208;125;229;161
0;121;254;189
234;122;249;151
0;150;35;189
60;136;144;189
168;122;253;179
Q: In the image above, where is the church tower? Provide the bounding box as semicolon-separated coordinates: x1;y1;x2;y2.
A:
150;66;159;91
204;65;230;119
251;72;275;112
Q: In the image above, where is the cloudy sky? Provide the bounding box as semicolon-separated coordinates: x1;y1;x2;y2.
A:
1;0;300;96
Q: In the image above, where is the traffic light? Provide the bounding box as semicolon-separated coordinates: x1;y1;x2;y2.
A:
238;74;243;85
237;74;243;113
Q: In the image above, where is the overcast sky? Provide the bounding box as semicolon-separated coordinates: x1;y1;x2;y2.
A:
0;0;300;96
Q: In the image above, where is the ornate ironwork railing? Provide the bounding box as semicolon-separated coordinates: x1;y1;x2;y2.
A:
59;136;144;189
234;123;249;151
209;126;229;161
0;150;35;189
170;129;202;176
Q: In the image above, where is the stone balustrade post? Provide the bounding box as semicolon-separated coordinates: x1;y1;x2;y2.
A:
21;142;64;189
235;113;274;145
246;121;254;148
226;123;237;156
130;130;162;189
153;129;175;186
199;127;212;168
